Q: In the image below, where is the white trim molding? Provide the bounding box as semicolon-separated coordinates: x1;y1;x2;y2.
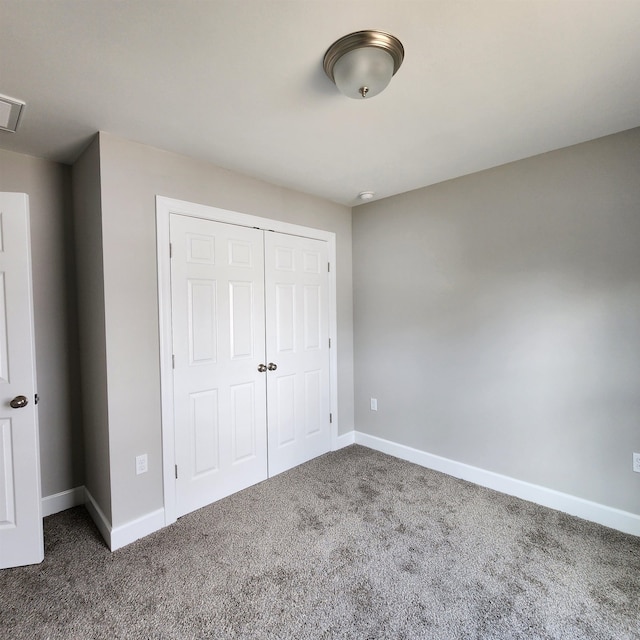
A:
333;431;355;450
354;431;640;537
84;487;112;549
84;487;165;551
110;508;165;551
41;486;85;517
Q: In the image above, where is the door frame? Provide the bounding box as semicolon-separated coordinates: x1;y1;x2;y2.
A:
156;196;339;526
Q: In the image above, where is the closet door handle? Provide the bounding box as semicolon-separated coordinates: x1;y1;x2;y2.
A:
257;364;267;373
267;363;277;371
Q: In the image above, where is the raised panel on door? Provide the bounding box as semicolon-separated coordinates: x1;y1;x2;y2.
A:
190;389;219;476
229;282;254;359
275;374;296;446
230;381;257;463
0;419;16;526
188;279;217;364
0;274;9;383
170;215;267;517
264;232;331;476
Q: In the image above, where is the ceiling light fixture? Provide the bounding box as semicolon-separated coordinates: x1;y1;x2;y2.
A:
358;191;375;201
323;30;404;99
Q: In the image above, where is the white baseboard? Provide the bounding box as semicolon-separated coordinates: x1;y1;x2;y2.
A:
84;487;165;551
355;431;640;537
41;486;85;517
110;508;165;551
333;430;355;450
84;487;112;548
49;433;639;551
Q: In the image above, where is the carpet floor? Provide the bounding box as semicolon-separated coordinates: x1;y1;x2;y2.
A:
1;445;639;639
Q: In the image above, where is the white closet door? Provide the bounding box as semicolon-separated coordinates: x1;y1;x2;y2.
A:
170;215;267;517
264;232;331;476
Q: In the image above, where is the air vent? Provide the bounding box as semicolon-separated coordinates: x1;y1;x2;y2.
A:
0;94;26;133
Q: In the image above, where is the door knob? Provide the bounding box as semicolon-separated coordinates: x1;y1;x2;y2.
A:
267;363;278;371
10;395;29;409
257;364;267;373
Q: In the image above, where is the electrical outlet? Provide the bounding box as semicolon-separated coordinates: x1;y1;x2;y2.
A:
370;398;378;411
136;454;148;475
633;453;640;473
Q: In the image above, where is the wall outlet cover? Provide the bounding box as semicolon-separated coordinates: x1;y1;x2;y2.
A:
136;454;148;475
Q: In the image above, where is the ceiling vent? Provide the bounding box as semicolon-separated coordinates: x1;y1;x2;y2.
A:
0;94;26;133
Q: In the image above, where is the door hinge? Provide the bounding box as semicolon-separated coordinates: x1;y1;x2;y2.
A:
35;393;39;405
329;413;333;424
328;337;331;349
175;464;178;479
169;243;173;258
172;354;175;369
328;262;330;272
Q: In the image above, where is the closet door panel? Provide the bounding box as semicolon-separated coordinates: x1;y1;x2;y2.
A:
265;233;331;476
171;215;267;517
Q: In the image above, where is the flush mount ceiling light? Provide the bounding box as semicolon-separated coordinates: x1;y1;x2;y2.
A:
323;30;404;99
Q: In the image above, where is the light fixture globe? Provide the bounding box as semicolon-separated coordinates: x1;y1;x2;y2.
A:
323;30;404;99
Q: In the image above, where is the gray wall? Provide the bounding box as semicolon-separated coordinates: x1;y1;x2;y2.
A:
353;128;640;515
92;132;354;527
71;137;112;521
0;148;83;499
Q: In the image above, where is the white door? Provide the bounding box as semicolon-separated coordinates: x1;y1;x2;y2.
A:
170;214;268;517
170;215;331;517
0;193;43;569
264;232;331;476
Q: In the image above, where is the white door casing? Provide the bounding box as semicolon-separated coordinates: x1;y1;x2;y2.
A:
157;196;338;526
0;193;43;569
265;232;331;476
170;215;268;517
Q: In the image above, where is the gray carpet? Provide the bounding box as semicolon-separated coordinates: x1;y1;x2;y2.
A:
1;445;639;639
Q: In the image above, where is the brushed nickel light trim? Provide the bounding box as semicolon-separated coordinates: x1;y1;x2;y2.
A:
323;30;404;99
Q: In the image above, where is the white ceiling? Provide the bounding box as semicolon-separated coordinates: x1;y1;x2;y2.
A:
1;0;639;206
